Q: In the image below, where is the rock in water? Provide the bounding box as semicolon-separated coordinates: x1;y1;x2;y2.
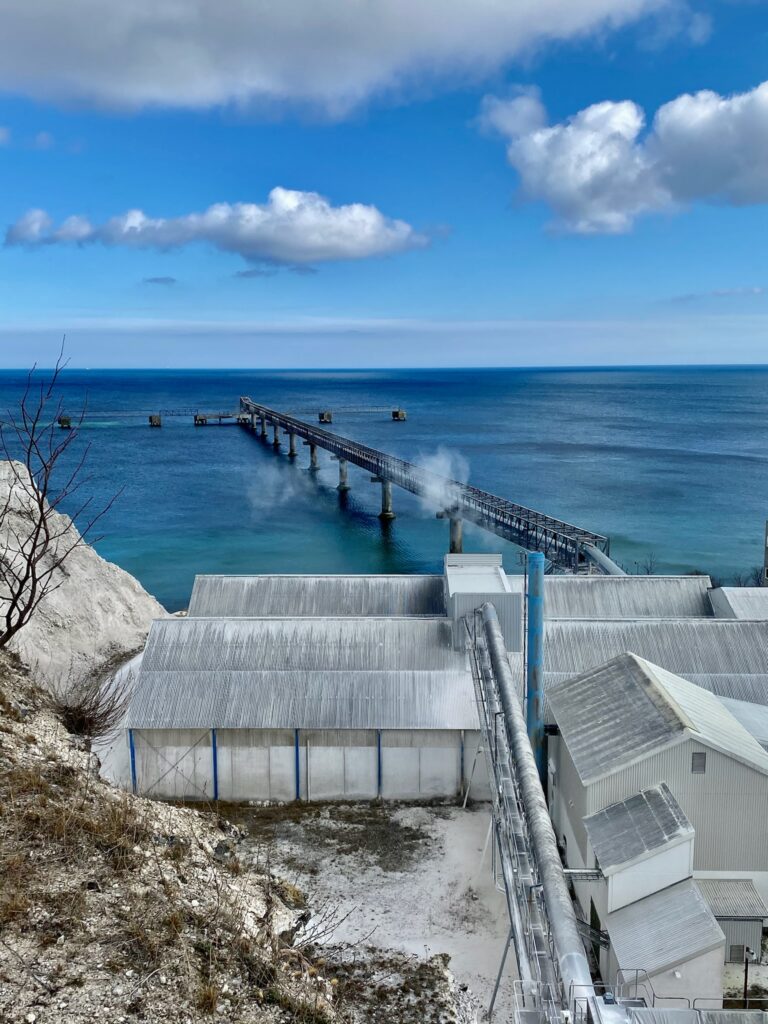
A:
0;460;166;684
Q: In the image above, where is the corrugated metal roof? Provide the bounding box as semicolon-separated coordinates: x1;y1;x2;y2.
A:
719;697;768;749
699;1013;768;1024
697;878;768;919
583;783;693;873
187;575;446;618
141;616;459;673
542;620;768;714
710;588;768;620
548;653;768;783
606;879;724;975
130;615;475;731
126;669;477;730
507;576;713;619
545;619;768;675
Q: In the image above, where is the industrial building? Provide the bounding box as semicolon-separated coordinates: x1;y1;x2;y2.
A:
548;652;768;877
123;555;768;1016
697;879;768;963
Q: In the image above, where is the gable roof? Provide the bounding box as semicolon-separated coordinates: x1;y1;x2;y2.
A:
549;652;768;784
606;879;724;976
583;784;693;874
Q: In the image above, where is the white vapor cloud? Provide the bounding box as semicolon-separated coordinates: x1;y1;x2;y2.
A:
0;0;685;114
483;80;768;233
415;447;470;514
4;187;426;265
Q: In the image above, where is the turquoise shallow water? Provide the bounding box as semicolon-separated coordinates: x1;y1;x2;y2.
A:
0;366;765;611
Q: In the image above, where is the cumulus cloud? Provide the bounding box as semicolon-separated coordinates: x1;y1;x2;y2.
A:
4;187;425;265
142;276;177;286
0;0;686;113
484;80;768;232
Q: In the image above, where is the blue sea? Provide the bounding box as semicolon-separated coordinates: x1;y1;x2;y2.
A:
0;366;765;611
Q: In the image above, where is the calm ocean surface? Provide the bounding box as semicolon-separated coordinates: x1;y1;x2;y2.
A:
0;366;765;611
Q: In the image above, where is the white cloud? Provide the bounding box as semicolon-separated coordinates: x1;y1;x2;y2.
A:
32;130;54;150
0;0;683;113
4;187;426;265
484;80;768;233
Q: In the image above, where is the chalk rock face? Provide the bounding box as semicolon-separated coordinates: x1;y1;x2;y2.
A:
0;461;165;683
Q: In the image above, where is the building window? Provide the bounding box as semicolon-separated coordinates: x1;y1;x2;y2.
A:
691;752;707;774
730;945;746;964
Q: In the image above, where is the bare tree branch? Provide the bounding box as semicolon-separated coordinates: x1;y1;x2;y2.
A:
0;343;121;648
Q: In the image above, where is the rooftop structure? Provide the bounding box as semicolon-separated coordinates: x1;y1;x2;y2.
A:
187;574;445;618
583;784;694;874
548;653;768;785
604;878;724;979
709;587;768;620
543;619;768;710
532;575;713;619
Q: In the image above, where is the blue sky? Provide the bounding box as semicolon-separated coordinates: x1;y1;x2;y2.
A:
0;0;767;367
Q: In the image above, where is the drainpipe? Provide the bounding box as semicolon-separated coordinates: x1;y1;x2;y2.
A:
526;551;545;783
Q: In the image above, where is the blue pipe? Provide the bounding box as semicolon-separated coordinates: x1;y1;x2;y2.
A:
211;729;219;801
377;730;383;798
294;729;301;801
128;729;137;795
526;551;546;782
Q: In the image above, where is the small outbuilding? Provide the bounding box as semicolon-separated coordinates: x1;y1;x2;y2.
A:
697;879;768;964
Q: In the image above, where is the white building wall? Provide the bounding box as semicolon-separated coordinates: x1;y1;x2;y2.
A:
133;728;214;801
380;730;461;799
216;729;296;802
132;728;475;802
611;945;724;1008
585;741;768;872
608;840;694;912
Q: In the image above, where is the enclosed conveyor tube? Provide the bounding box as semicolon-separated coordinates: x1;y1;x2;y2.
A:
481;602;594;1012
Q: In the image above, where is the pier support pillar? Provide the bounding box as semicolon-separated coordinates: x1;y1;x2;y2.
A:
259;416;266;437
309;444;319;471
272;422;280;448
250;413;257;432
337;458;350;491
449;516;463;554
379;479;395;520
288;433;297;458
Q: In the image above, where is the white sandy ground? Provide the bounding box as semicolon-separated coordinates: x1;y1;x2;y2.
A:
242;803;518;1021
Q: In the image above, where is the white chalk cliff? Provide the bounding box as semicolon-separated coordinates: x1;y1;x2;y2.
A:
0;461;165;684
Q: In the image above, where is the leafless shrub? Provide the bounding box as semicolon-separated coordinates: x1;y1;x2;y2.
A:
0;343;119;648
46;666;134;746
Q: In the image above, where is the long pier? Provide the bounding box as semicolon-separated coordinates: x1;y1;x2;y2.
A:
240;398;624;575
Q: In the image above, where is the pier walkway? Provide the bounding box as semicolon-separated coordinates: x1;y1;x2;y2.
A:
240;397;623;575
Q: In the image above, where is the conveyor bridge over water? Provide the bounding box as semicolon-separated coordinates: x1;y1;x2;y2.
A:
240;398;623;575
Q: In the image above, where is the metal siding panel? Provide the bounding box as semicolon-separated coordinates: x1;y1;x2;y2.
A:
589;742;768;871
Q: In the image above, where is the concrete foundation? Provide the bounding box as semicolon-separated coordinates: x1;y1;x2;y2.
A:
337;458;350;491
